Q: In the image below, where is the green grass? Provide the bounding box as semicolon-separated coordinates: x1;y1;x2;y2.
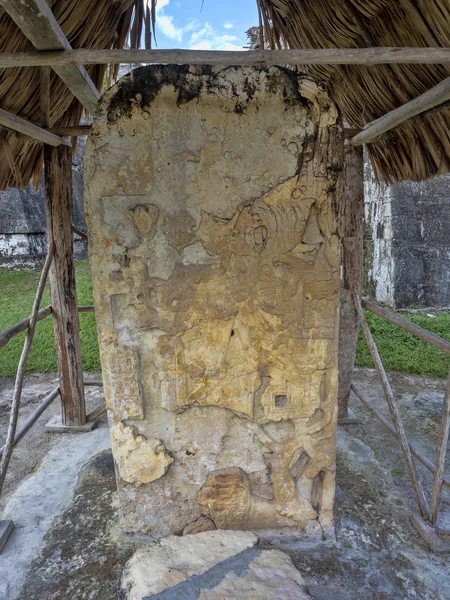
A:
0;261;100;376
1;262;450;378
355;310;450;378
390;469;405;477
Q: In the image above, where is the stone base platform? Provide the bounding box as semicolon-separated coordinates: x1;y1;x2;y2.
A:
413;514;450;553
45;414;100;433
338;409;360;425
118;530;314;600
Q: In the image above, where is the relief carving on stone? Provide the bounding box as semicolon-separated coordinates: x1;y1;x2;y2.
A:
85;65;343;540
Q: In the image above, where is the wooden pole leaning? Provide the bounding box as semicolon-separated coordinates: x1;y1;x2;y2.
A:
353;295;430;521
351;383;450;492
362;299;450;356
0;306;52;350
0;387;60;460
430;368;450;526
44;144;86;428
0;244;54;499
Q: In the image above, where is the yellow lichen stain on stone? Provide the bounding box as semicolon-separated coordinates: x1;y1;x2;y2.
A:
110;421;173;485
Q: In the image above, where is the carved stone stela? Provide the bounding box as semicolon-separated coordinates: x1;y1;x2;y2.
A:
85;65;343;540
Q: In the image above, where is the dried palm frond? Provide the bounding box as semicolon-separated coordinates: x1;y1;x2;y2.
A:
0;0;155;190
256;0;450;182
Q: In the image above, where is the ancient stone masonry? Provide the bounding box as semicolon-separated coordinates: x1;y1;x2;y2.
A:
85;65;343;541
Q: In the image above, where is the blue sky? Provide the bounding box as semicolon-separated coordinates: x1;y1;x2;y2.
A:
151;0;258;50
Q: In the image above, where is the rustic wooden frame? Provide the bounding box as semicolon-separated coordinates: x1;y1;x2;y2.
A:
0;0;100;113
352;297;450;550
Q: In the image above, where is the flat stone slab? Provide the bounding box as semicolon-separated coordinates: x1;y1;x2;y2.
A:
118;530;313;600
45;414;99;433
338;409;360;425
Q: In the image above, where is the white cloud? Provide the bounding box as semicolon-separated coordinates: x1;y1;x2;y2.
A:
147;4;247;51
155;0;170;11
158;14;182;41
150;0;183;42
188;21;243;51
190;41;213;50
224;43;245;51
189;22;215;46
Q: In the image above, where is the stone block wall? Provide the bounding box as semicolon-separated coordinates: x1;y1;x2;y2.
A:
0;140;87;269
85;65;343;541
364;156;450;309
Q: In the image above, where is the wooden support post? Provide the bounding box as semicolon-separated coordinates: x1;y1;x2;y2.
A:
338;145;364;422
44;144;86;427
354;296;430;520
430;367;450;526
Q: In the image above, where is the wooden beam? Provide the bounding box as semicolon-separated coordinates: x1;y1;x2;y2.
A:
0;520;14;553
72;224;88;240
77;306;95;313
350;76;450;145
0;388;60;460
0;0;100;113
48;125;92;137
0;306;52;350
344;128;362;138
1;47;450;68
0;108;69;146
44;143;86;427
362;299;450;356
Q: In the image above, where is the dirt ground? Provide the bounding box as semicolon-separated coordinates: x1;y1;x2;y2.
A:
0;372;105;511
1;368;449;600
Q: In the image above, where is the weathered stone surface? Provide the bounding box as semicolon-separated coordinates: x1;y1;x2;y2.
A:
118;530;258;599
0;141;86;269
110;421;173;485
85;65;343;538
182;516;216;535
197;550;314;600
364;154;450;309
118;531;313;600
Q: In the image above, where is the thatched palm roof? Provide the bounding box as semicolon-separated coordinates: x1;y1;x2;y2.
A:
1;0;450;188
257;0;450;183
0;0;151;191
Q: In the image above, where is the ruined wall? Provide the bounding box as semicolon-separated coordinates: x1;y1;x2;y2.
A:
364;155;395;306
364;153;450;309
85;65;343;541
0;140;87;269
